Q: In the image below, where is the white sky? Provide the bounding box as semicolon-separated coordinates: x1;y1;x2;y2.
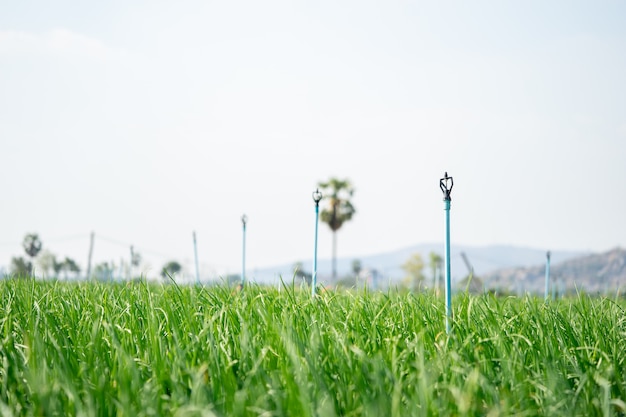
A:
1;1;625;279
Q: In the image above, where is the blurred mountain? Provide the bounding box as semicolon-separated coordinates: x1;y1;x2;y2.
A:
249;243;585;288
483;247;626;295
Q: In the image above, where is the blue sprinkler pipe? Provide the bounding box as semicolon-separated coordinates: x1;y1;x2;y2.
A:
439;172;454;333
241;214;248;288
544;251;551;301
312;189;323;298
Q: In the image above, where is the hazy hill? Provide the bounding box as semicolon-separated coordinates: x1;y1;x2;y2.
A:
483;247;626;295
250;243;584;288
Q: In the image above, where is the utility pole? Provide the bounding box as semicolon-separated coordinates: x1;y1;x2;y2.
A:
86;231;94;280
129;245;134;280
193;231;200;285
241;215;248;288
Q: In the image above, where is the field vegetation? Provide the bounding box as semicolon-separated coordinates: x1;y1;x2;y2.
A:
1;278;625;416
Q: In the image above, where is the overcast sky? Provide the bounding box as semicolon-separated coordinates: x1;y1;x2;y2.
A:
1;1;625;279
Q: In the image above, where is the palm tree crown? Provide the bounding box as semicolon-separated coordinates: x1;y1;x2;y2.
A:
318;178;356;280
318;178;355;231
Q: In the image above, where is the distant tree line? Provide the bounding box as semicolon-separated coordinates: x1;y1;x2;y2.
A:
10;233;80;278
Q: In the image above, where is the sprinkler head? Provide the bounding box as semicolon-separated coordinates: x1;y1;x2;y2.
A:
312;188;323;204
439;172;453;201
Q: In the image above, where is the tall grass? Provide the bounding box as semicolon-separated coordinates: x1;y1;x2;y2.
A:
1;278;625;416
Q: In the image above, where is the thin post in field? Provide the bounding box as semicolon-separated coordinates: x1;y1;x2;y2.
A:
312;188;323;298
241;214;248;288
86;231;94;279
439;172;454;334
545;251;551;301
193;231;200;285
129;245;134;280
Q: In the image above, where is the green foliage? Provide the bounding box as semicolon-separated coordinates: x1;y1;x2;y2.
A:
54;257;81;279
35;250;56;277
0;280;625;416
63;257;80;274
9;256;31;276
161;260;182;279
317;178;355;232
53;257;64;277
11;235;82;279
317;177;356;280
402;252;425;291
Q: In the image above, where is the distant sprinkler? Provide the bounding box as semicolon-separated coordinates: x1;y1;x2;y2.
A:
312;188;323;298
241;214;248;288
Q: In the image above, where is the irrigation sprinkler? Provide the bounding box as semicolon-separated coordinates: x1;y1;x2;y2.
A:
312;188;323;297
544;251;551;301
439;172;453;333
241;214;248;288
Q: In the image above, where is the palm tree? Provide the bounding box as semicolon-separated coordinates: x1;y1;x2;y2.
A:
161;260;182;280
318;177;356;280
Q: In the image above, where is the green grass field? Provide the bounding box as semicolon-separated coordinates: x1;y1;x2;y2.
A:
1;278;625;416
